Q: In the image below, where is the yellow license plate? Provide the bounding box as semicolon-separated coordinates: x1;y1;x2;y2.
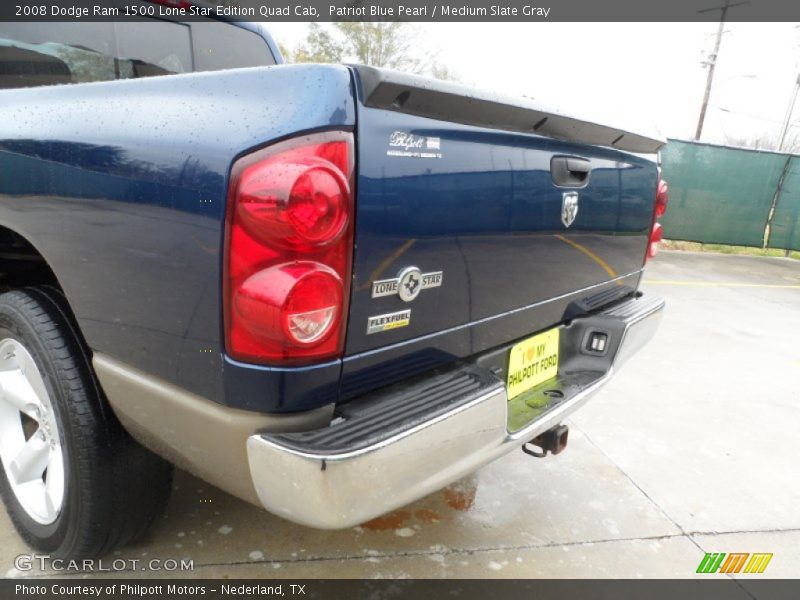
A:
506;328;560;400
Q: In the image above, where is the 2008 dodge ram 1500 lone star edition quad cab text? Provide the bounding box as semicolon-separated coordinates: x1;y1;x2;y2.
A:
0;9;668;559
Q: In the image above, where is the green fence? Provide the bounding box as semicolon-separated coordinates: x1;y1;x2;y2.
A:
661;139;800;251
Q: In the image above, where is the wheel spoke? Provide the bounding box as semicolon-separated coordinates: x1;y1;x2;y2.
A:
0;338;64;524
45;447;65;512
0;370;40;418
8;430;49;484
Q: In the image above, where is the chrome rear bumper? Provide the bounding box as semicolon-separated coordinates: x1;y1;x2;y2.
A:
247;293;664;528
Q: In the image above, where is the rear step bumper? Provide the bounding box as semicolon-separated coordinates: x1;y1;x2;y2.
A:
247;293;665;528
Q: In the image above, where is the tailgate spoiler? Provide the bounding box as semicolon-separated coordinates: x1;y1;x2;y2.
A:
352;65;665;155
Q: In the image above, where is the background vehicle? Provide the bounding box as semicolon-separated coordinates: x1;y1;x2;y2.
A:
0;9;666;557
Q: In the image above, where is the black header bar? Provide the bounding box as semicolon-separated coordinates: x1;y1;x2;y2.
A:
2;0;799;22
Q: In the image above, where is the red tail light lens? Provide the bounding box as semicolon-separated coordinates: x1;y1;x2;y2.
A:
655;179;669;217
224;132;354;365
647;222;663;259
646;171;668;262
233;263;343;346
237;158;349;249
282;265;342;345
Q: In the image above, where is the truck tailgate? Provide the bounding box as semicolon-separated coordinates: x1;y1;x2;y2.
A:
342;66;662;399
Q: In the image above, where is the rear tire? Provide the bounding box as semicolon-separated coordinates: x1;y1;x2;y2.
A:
0;287;172;558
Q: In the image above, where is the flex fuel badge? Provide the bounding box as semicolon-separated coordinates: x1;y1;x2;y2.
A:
367;310;411;334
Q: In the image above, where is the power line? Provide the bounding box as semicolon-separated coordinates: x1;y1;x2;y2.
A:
710;103;800;127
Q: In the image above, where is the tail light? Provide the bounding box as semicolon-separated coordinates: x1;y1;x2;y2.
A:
648;222;664;259
655;179;669;217
224;131;354;365
646;171;669;261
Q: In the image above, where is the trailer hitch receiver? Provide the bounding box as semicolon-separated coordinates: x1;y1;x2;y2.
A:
522;424;569;458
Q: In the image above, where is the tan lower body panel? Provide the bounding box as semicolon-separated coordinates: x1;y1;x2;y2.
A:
93;354;334;505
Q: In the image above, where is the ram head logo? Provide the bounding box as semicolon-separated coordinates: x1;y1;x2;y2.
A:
561;192;579;228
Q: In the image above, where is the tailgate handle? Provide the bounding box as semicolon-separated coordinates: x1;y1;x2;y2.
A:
551;156;591;187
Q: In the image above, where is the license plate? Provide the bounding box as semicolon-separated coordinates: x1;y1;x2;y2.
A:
506;328;560;401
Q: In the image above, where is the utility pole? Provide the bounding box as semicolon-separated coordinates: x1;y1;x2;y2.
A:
777;73;800;152
694;0;749;141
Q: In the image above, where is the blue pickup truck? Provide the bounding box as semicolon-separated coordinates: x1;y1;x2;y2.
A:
0;12;667;558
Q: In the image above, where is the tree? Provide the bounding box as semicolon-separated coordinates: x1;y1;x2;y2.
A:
277;41;292;62
333;23;423;72
293;23;345;64
722;132;800;153
284;22;459;81
429;63;460;83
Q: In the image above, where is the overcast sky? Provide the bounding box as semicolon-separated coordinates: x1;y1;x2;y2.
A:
267;22;800;148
